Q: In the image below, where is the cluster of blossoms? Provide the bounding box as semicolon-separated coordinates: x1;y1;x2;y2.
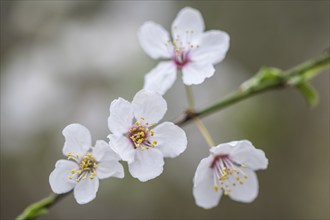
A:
50;7;268;209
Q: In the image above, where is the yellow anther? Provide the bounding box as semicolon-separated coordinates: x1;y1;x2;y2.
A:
153;140;157;145
236;176;240;181
82;176;87;180
219;176;227;181
68;176;72;180
214;185;219;191
141;147;145;151
71;169;75;174
146;122;149;125
239;181;244;185
140;117;145;120
76;178;80;182
76;154;79;158
135;122;140;126
232;183;236;186
145;128;149;132
77;170;82;175
244;174;248;179
241;164;247;168
133;128;137;131
224;191;229;196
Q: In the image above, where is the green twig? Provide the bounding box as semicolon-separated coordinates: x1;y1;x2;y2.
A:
176;52;329;126
16;193;69;220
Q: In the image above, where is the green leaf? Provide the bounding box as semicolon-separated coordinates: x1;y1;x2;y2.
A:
296;82;319;107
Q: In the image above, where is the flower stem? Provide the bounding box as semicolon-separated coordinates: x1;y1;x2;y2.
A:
185;85;195;111
176;51;330;126
16;193;70;220
193;116;215;147
185;84;214;146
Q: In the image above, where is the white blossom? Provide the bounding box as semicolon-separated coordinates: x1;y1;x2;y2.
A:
193;140;268;209
108;90;187;182
138;7;230;94
49;124;124;204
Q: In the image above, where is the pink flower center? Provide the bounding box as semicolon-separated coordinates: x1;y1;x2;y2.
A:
128;117;157;150
172;52;190;69
210;154;249;195
164;29;199;69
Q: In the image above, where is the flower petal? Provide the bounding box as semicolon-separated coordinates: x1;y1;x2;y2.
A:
108;98;133;135
97;161;124;179
212;140;268;170
132;90;167;124
182;62;215;85
93;140;120;162
128;148;164;182
49;160;78;194
171;7;205;38
210;141;238;155
191;30;230;64
143;61;177;95
150;122;187;158
74;178;99;204
138;21;171;59
193;156;222;209
228;168;259;203
108;134;136;163
62;124;91;157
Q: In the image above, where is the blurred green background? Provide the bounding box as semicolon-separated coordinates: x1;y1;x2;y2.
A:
1;1;329;219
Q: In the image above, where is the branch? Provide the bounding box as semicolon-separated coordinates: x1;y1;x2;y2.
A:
175;52;330;126
16;193;69;220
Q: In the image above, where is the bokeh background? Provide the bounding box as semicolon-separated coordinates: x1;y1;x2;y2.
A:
1;1;329;219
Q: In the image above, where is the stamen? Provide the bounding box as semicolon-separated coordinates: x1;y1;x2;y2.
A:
211;154;249;195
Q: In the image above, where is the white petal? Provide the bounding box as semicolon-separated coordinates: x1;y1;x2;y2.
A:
132;89;167;124
128;148;164;182
228;169;259;203
193;156;222;209
143;62;177;95
97;161;124;179
92;140;120;162
182;62;215;85
74;178;99;204
108;98;133;135
150;122;187;158
210;141;238;155
62;124;91;157
222;140;268;170
191;30;230;64
49;160;78;194
108;134;136;163
172;7;205;37
138;21;171;59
